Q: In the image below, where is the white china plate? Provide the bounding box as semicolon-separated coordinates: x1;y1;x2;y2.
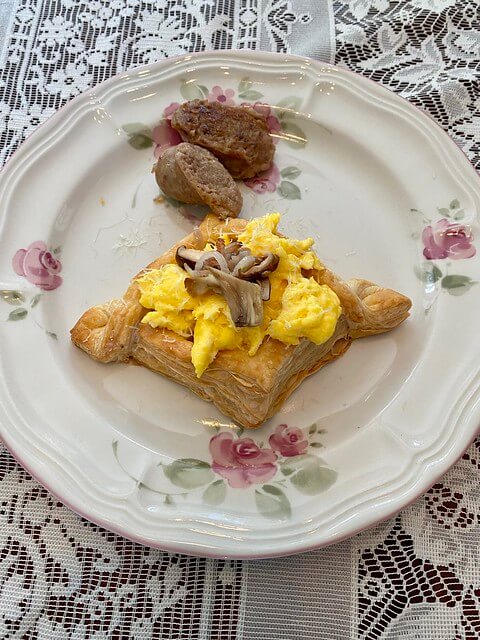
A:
1;52;479;558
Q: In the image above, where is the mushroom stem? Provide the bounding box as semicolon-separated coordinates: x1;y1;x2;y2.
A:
177;239;279;326
175;246;206;270
185;267;264;327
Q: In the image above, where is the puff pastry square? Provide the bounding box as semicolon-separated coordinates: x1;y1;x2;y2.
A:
71;215;412;428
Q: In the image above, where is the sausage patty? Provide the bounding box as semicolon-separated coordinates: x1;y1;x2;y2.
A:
171;100;275;179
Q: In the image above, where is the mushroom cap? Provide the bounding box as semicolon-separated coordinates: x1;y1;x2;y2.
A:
176;238;280;327
185;266;264;327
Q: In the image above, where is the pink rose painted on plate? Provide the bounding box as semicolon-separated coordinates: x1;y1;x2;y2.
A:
209;432;277;488
152;102;182;159
12;241;62;290
244;163;280;194
113;422;336;520
269;424;309;457
163;102;180;120
208;85;235;105
422;219;476;260
249;101;282;138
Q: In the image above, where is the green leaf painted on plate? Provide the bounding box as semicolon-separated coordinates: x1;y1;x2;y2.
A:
441;275;476;295
276;96;302;119
46;331;58;340
30;294;42;308
8;308;27;321
280;122;307;148
122;122;149;135
164;494;174;505
442;275;473;287
308;423;317;435
123;126;151;139
280;454;325;474
52;246;62;255
280;166;301;180
255;485;291;520
180;81;205;101
122;123;153;150
278;180;301;200
197;85;209;98
128;133;153;150
280;454;336;495
238;90;263;100
309;442;324;449
414;264;442;284
291;464;337;496
450;198;460;210
163;458;214;489
202;480;227;506
238;77;253;93
437;207;450;217
453;209;465;220
0;290;25;306
281;467;294;477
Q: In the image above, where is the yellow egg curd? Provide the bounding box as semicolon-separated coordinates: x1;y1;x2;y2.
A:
137;213;342;377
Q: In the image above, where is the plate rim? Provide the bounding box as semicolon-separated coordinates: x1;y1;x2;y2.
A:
1;49;480;559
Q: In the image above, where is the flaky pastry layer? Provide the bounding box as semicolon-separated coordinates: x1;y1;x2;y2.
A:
71;215;411;428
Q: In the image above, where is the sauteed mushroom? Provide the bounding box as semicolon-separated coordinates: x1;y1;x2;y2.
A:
185;267;263;327
176;239;280;326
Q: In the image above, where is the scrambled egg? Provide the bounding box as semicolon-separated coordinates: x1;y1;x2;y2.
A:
137;214;342;377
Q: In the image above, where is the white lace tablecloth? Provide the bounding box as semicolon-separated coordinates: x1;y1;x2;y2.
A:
0;1;479;638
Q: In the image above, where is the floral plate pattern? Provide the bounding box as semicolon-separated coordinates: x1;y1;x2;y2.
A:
113;423;335;521
122;76;306;202
414;198;476;298
0;52;479;558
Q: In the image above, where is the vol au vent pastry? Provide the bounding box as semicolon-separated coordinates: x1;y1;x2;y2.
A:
71;214;412;428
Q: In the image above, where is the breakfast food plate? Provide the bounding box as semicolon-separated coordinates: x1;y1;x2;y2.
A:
0;51;479;558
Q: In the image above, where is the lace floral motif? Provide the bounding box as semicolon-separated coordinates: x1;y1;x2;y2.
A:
0;0;238;165
358;518;464;637
334;0;480;169
0;447;245;638
261;0;313;53
354;444;480;637
0;0;322;167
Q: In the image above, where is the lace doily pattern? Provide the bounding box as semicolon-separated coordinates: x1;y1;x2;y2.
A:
355;442;480;639
0;0;327;167
0;446;245;638
334;0;480;170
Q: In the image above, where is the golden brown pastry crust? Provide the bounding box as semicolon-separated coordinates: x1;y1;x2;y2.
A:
71;215;412;428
